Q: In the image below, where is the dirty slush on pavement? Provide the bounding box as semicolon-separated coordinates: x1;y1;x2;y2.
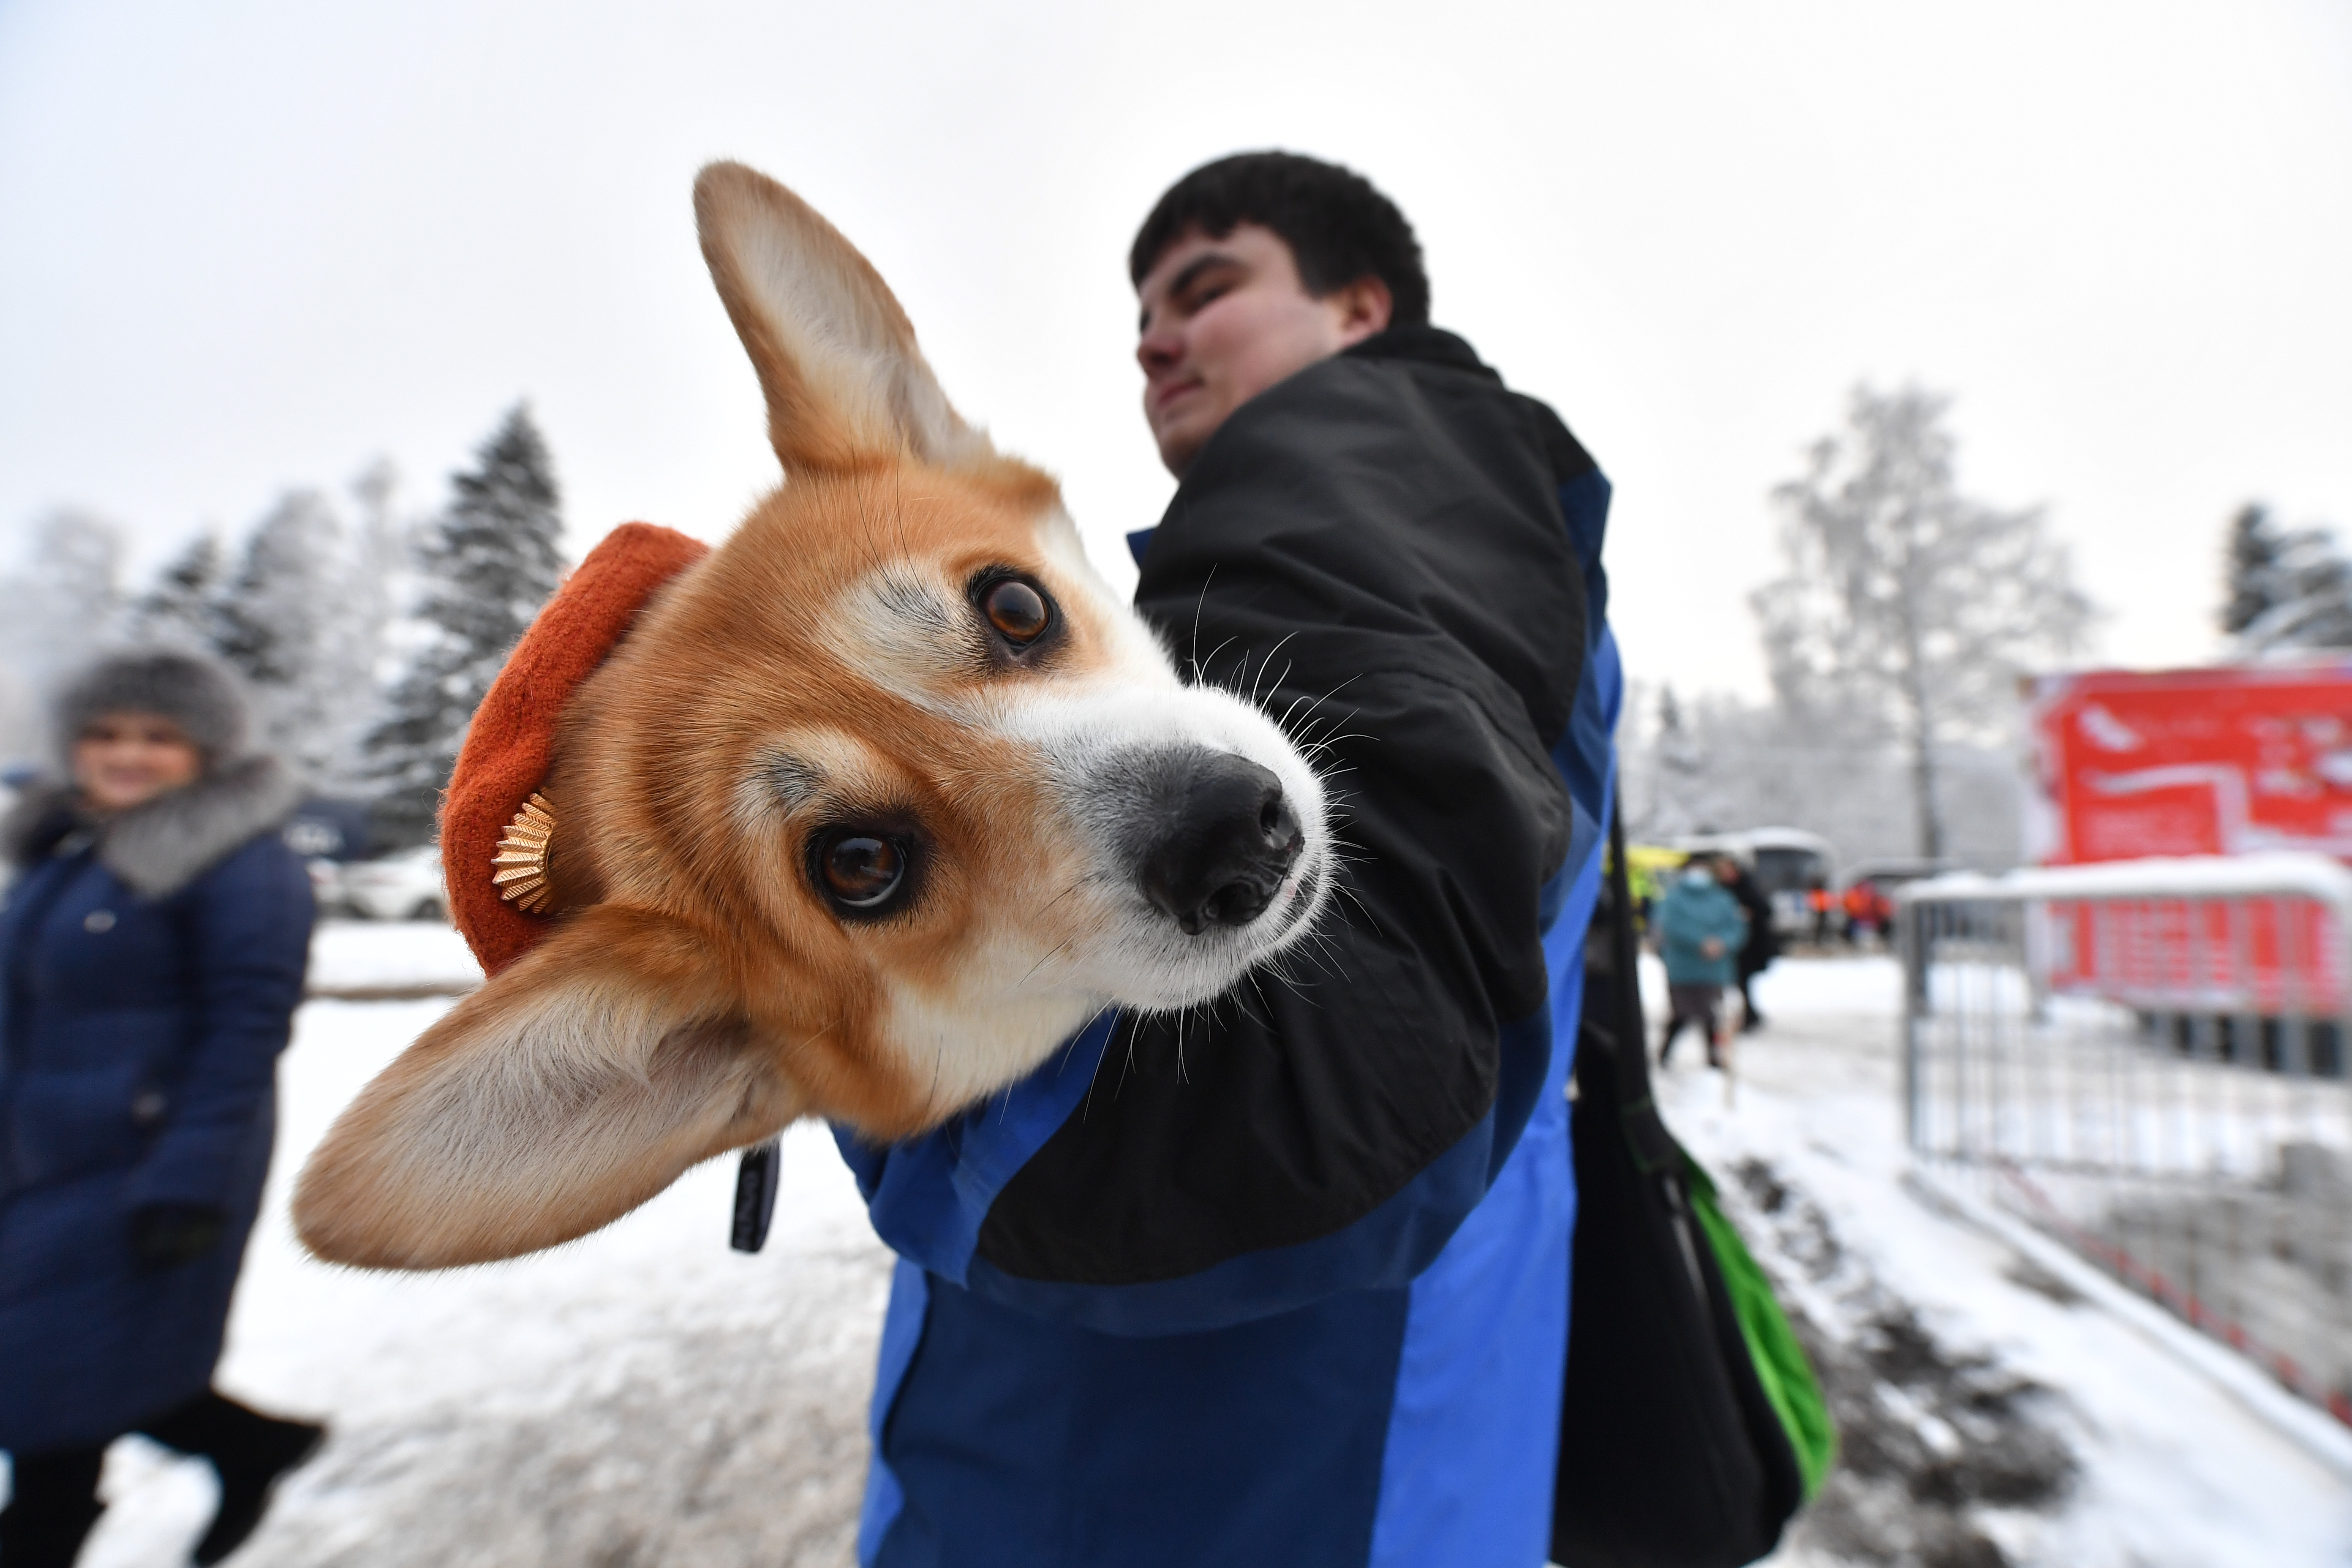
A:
1723;1158;2080;1568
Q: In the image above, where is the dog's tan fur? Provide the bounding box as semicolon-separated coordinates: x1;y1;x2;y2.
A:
294;164;1327;1270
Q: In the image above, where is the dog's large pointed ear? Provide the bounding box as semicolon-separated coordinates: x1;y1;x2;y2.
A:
695;160;982;473
294;905;802;1269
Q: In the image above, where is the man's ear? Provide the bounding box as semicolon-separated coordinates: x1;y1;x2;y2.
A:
293;905;801;1269
1331;274;1394;348
694;160;987;474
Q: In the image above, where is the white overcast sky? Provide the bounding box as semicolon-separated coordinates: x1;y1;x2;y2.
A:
3;0;2348;703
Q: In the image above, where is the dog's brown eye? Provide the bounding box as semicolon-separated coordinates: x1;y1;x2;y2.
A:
983;580;1050;644
822;835;904;908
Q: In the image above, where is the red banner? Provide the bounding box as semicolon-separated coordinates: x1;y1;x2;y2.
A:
2027;663;2352;865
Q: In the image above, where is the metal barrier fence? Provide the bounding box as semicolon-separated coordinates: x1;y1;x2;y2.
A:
1900;855;2352;1426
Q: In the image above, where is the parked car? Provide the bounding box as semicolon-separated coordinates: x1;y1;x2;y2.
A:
285;796;372;917
282;796;372;861
305;856;350;917
1835;860;1954;947
340;844;449;921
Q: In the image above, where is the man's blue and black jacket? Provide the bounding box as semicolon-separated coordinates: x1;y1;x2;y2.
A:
834;326;1621;1568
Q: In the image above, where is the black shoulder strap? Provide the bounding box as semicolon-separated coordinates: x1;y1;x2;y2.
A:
1555;794;1805;1568
1590;804;1682;1175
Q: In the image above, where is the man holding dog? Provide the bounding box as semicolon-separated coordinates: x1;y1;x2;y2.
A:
839;152;1617;1567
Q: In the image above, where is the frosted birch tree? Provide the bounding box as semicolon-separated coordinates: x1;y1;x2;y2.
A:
1751;386;2092;861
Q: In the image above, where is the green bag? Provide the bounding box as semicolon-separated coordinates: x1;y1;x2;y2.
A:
1684;1156;1838;1501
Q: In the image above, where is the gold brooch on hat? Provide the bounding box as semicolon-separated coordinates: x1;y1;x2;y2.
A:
492;792;558;914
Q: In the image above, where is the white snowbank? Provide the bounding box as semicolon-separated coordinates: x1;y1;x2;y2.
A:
305;919;482;996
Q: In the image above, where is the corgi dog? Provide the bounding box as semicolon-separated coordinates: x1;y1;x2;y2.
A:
293;163;1331;1270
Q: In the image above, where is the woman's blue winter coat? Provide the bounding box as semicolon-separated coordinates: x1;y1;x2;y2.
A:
1655;875;1749;987
0;801;312;1453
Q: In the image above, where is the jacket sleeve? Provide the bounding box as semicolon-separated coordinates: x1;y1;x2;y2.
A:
839;347;1607;1335
967;656;1569;1289
125;834;313;1208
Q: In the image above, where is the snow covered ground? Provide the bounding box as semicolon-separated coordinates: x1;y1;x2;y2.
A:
304;918;481;998
27;943;2352;1566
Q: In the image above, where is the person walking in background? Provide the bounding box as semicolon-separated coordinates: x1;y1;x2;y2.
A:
1805;878;1837;947
0;653;324;1568
1655;853;1748;1068
1717;854;1778;1032
1843;878;1889;947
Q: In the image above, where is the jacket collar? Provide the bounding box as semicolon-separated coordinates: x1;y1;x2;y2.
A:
1342;325;1500;384
3;754;302;898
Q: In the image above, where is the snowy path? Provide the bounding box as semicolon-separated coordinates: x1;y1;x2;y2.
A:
46;953;2352;1565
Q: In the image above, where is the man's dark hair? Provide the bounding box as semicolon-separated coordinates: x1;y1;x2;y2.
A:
1129;151;1431;327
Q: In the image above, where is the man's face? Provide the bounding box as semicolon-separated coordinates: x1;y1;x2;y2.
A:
1135;223;1391;477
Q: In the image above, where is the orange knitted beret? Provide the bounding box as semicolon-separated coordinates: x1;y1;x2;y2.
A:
442;522;710;975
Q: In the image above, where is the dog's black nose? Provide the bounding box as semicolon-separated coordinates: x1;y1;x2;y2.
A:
1140;754;1302;936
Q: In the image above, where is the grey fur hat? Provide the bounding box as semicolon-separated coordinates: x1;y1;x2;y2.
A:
54;649;252;764
9;648;304;896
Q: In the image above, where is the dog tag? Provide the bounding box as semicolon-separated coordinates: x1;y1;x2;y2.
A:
730;1138;782;1253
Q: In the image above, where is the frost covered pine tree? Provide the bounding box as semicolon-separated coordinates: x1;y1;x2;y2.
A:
0;510;126;763
211;490;353;780
1750;385;2093;861
366;406;566;847
0;509;125;672
2220;502;2352;652
125;533;230;652
118;474;406;789
2223;504;2288;636
1642;685;1712;838
303;459;412;792
343;459;407;696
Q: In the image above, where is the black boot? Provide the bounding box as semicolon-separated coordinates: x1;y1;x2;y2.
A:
140;1390;327;1565
0;1446;108;1568
191;1416;324;1565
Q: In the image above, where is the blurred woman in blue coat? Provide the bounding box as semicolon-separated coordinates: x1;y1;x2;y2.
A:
0;652;323;1567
